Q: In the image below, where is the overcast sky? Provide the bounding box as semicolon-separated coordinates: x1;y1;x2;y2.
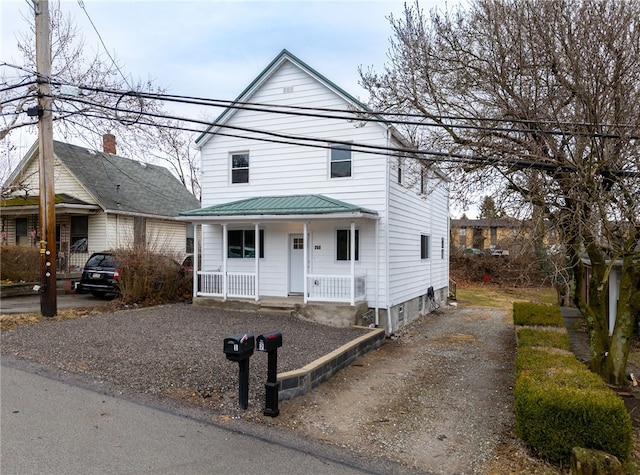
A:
2;0;478;215
2;0;449;109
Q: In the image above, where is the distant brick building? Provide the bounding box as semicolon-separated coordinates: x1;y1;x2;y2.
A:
450;218;520;252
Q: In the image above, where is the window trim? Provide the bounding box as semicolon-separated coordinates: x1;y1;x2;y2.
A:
329;143;352;179
230;152;250;184
421;234;430;259
336;228;359;261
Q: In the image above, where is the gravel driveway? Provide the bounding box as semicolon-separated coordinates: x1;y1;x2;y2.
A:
0;303;369;416
1;302;517;474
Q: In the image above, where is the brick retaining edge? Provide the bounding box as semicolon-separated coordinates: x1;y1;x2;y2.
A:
278;326;386;400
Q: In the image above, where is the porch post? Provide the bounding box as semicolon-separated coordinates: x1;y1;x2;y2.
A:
222;223;228;300
193;223;199;298
303;221;308;304
350;220;355;306
254;223;259;302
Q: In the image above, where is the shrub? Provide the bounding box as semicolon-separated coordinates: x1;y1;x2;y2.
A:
516;327;571;350
113;247;191;305
514;346;633;464
0;245;39;282
513;302;563;326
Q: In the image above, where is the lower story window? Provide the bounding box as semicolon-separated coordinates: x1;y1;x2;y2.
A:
421;234;430;259
70;216;88;253
228;229;265;258
336;229;359;261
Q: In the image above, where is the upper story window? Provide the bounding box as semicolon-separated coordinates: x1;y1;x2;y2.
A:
330;144;351;178
397;158;403;184
231;152;249;184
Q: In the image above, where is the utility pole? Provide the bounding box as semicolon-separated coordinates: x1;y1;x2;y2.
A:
35;0;57;317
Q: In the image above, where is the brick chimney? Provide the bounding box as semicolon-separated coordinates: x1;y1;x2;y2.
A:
103;133;116;154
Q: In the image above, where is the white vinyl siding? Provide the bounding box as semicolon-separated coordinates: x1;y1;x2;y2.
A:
197;55;450;324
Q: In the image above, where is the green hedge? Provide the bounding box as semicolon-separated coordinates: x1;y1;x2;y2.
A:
513;302;564;326
513;304;633;465
516;327;571;351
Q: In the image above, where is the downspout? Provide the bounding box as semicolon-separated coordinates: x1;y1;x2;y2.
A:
193;223;199;298
254;222;259;302
385;128;392;335
303;221;308;304
374;217;379;327
222;223;228;301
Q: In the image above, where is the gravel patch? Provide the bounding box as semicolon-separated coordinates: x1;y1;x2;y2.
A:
1;303;369;417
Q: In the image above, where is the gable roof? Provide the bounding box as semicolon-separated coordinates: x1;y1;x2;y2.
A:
179;194;378;221
5;141;200;218
195;49;392;149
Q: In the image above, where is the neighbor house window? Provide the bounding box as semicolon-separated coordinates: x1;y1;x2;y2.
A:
397;158;403;184
70;216;88;252
15;217;28;246
330;144;351;178
228;229;264;258
186;223;194;253
231;152;249;184
336;229;359;261
441;237;445;259
421;234;430;259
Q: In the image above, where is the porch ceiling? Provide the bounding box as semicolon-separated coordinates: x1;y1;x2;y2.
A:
179;194;379;222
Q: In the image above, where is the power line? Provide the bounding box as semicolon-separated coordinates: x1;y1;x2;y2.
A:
76;0;134;91
49;102;639;177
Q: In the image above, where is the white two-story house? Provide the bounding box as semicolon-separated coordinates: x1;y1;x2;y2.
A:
179;50;449;334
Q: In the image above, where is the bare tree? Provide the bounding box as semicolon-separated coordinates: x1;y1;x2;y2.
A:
361;0;640;384
1;1;200;198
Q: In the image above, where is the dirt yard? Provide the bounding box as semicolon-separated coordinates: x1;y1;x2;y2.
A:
268;304;562;474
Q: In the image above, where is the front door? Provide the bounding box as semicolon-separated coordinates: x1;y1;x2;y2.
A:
289;234;304;294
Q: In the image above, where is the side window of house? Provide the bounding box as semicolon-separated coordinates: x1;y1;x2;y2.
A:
330;144;351;178
421;234;430;259
441;237;445;259
70;216;88;252
228;229;264;258
336;229;359;261
231;152;249;184
186;223;194;253
397;158;403;185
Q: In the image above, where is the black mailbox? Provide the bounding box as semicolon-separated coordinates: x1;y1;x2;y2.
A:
256;331;283;352
223;333;255;361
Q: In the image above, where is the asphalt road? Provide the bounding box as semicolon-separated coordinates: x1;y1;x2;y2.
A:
1;361;389;475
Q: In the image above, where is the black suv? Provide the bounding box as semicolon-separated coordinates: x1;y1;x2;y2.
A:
77;252;120;297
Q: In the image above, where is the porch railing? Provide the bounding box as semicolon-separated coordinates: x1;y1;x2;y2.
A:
197;271;256;298
307;273;366;303
196;271;366;304
56;252;90;274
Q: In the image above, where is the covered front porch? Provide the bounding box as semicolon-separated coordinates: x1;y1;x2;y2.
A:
180;195;380;318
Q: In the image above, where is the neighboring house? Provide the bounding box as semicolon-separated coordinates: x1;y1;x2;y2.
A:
450;218;519;252
1;136;201;274
179;50;449;334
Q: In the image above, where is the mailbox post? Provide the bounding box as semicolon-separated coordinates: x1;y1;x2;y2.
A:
256;331;282;417
223;333;255;410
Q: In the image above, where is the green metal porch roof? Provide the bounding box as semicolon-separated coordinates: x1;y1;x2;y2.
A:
180;194;378;218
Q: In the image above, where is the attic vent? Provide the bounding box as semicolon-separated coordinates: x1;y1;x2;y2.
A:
283;86;294;94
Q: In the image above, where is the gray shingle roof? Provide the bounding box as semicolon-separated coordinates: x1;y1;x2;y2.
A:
54;141;200;217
